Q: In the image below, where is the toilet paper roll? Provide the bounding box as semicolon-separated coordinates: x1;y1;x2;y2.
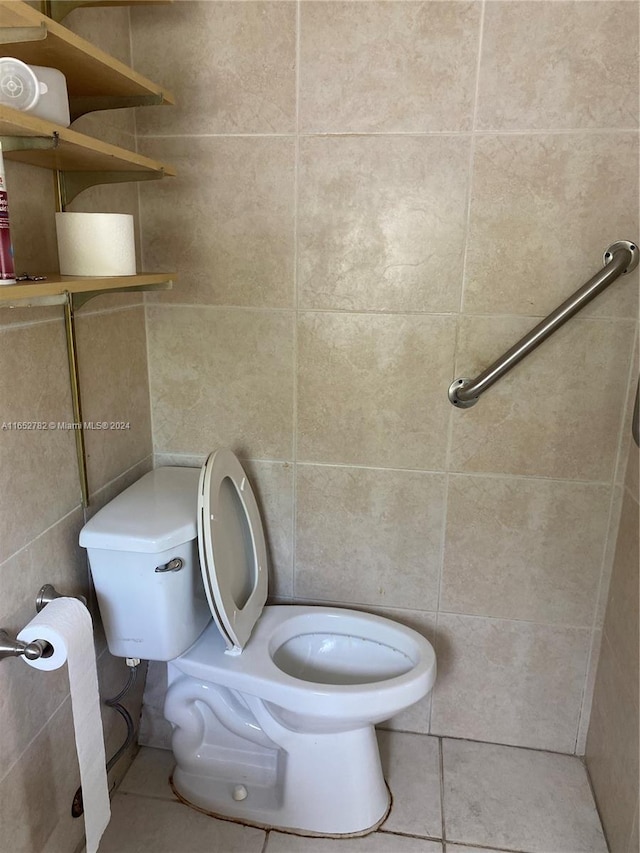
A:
55;212;136;276
18;598;110;853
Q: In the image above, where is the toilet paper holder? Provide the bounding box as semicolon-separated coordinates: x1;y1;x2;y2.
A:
0;584;87;662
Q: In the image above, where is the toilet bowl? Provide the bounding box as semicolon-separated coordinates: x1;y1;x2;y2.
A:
80;449;437;836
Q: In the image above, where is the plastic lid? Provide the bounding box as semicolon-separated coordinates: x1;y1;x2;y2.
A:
197;449;268;653
0;58;40;112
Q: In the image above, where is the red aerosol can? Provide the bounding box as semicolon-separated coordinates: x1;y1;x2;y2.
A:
0;142;16;284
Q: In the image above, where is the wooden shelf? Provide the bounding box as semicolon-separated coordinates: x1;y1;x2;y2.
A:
44;1;172;25
0;272;173;308
0;2;174;117
0;104;175;172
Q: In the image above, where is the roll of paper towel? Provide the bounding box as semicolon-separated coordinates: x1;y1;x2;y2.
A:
56;212;136;276
18;598;111;853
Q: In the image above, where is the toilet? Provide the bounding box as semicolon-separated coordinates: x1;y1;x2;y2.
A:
79;449;437;836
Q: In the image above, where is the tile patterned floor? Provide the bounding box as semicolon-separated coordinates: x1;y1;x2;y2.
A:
98;732;608;853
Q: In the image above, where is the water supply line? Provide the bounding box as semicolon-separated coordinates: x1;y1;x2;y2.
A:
71;659;140;818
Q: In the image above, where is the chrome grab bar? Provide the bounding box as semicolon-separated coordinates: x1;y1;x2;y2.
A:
449;240;639;409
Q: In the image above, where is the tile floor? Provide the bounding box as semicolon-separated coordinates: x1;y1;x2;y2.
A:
98;732;608;853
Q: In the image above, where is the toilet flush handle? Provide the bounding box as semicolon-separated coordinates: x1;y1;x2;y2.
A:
155;557;184;573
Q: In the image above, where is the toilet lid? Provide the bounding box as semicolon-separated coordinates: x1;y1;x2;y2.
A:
197;449;268;653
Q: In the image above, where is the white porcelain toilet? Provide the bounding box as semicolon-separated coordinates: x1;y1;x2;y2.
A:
79;449;437;836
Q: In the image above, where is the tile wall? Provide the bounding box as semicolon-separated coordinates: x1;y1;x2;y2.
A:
0;8;153;852
132;0;639;756
586;333;639;853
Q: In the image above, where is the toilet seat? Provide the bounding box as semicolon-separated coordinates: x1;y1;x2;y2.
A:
197;449;268;654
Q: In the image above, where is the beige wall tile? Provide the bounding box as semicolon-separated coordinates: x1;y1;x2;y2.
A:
477;1;639;131
372;607;436;735
623;338;639;499
295;464;446;611
587;635;639;853
593;485;624;632
0;509;86;772
66;5;137;142
87;455;153;517
441;475;610;625
138;136;295;308
463;134;639;319
431;613;590;752
625;439;639;502
575;628;603;757
148;306;294;459
0;163;58;328
76;306;152;494
299;1;481;133
0;697;84;853
449;315;635;481
601;489;639;701
297;312;455;469
0;321;80;563
628;804;639;853
298;135;470;313
131;1;296;136
5;161;58;274
0;508;86;631
238;459;294;599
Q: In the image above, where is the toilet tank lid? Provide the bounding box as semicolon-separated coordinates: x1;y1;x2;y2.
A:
79;467;201;553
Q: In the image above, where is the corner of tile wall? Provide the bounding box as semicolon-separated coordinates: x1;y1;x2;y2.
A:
130;0;639;756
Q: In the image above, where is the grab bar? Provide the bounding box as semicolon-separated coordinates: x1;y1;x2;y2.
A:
449;240;639;408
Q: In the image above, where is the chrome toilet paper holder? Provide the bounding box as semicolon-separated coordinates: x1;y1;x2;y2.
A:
0;584;87;662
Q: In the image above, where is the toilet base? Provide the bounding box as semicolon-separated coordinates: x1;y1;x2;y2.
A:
169;719;391;836
166;675;393;836
169;775;392;838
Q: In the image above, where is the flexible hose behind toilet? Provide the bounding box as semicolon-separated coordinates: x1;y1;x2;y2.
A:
71;662;139;818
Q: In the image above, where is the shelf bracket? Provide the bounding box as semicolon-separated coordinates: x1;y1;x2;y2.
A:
58;168;165;206
70;279;172;311
42;1;171;23
0;135;58;153
0;22;48;45
70;94;165;122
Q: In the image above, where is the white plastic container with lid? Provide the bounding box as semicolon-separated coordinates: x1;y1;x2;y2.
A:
0;57;70;126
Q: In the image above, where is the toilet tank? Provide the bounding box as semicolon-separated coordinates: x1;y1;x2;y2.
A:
79;467;211;661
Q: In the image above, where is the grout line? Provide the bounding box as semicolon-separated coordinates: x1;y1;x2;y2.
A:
260;830;271;853
0;311;65;332
0;502;83;571
458;0;485;317
75;302;146;321
439;737;447;844
291;0;301;602
141;301;637;327
0;692;72;787
154;450;614;489
135;128;640;140
434;473;449;615
88;454;153;505
296;592;594;632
